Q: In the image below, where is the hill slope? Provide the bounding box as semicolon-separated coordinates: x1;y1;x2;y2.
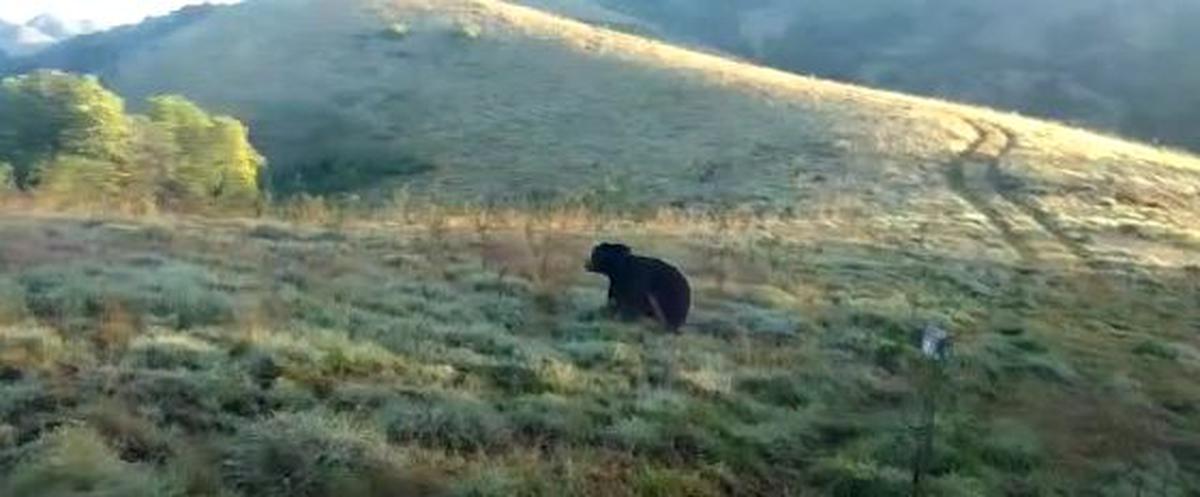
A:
546;0;1200;154
14;0;1198;270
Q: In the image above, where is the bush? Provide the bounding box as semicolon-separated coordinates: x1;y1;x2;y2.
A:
560;340;642;374
20;261;233;332
602;392;728;462
634;466;721;497
451;468;521;497
120;369;249;431
0;324;73;371
3;424;172;497
383;22;411;40
504;394;595;445
83;401;175;463
0;162;13;191
978;419;1043;473
379;393;512;452
35;155;124;210
975;334;1078;384
223;412;432;497
735;372;811;408
454;20;483;40
123;333;223;371
1132;339;1179;360
810;455;908;497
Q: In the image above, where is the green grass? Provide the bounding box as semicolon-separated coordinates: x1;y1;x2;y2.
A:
0;210;1196;495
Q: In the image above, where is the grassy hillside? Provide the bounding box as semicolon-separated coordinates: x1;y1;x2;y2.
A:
565;0;1200;154
14;0;1196;265
1;0;1199;495
0;203;1198;495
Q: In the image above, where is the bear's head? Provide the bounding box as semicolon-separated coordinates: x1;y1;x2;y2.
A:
585;242;632;275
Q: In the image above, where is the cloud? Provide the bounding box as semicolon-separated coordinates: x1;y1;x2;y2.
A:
0;0;240;28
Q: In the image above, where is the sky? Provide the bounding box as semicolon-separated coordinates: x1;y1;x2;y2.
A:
0;0;240;28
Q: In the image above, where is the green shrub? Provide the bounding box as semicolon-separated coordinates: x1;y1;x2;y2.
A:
0;380;60;427
152;264;235;329
20;262;233;332
603;416;662;453
726;410;817;470
379;393;512;452
0;162;14;191
978;419;1042;473
4;425;172;497
560;340;642;374
602;393;727;463
975;335;1078;384
454;20;483;40
123;333;223;371
1132;339;1179;360
634;466;720;497
383;22;411;40
120;369;250;430
503;394;596;444
810;455;908;497
223;412;426;497
927;473;988;497
451;468;520;497
735;372;811;408
0;277;27;325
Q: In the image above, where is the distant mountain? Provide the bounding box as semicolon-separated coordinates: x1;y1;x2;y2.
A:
3;5;218;76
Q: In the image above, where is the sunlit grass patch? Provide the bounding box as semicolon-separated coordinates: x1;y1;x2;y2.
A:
0;323;82;372
4;425;172;497
123;332;223;371
379;391;513;452
224;411;439;497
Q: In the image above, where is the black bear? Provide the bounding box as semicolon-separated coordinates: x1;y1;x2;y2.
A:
585;242;691;332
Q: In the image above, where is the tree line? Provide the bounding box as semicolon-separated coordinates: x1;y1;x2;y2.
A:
0;70;264;214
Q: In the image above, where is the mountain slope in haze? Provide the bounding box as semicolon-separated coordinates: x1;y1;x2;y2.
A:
7;0;1200;271
548;0;1200;154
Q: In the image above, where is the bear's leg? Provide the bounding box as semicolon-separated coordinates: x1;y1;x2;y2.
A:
606;285;619;314
647;295;679;333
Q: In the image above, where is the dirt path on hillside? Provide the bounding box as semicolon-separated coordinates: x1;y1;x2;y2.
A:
944;118;1098;269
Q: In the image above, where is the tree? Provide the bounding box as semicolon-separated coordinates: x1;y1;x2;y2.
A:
124;115;179;214
147;95;265;211
35;155;124;210
0;71;132;188
147;95;220;206
0;72;264;214
209;116;266;210
0;162;14;201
